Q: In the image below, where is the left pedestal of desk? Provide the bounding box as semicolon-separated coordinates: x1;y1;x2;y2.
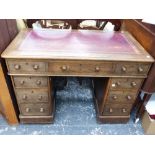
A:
11;76;55;124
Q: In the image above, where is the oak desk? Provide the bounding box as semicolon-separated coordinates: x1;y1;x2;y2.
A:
1;29;154;123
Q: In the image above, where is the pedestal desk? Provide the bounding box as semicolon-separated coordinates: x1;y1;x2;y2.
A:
1;29;154;123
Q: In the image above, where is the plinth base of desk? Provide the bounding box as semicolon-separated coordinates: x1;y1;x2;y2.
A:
97;115;130;123
19;115;54;124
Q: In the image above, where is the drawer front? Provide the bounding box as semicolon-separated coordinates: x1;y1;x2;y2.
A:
110;78;143;90
7;60;47;74
106;90;137;104
15;89;49;103
48;61;114;76
102;104;132;116
19;103;51;116
115;63;150;76
13;76;48;88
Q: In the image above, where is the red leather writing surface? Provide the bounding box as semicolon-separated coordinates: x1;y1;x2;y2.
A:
19;29;139;55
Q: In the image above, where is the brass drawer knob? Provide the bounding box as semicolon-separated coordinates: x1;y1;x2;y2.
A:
109;108;113;113
36;80;41;85
95;66;100;72
38;95;43;101
121;66;127;72
25;108;30;112
61;65;68;71
14;64;20;70
112;95;117;100
40;108;44;112
122;108;127;113
33;64;39;70
22;95;27;100
126;95;132;100
131;81;137;87
20;80;25;85
138;67;143;73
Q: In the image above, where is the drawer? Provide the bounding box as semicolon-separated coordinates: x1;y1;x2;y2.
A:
13;76;48;88
7;60;47;74
106;90;137;104
48;61;114;76
102;104;132;116
15;89;49;103
110;78;143;90
115;63;150;76
19;103;51;116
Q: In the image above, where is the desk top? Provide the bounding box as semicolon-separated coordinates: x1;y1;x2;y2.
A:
1;29;154;62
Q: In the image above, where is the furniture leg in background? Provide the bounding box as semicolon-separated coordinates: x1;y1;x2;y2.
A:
0;19;19;125
0;64;18;124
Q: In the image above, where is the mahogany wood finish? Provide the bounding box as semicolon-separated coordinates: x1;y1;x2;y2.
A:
0;19;18;125
1;29;153;124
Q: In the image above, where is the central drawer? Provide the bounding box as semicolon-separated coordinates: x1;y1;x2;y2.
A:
48;61;114;76
19;103;51;116
15;88;49;103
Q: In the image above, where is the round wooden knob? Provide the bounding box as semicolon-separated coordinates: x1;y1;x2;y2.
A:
36;80;41;85
20;80;25;85
95;66;100;72
121;66;127;72
131;81;137;87
33;64;39;70
112;95;117;100
61;65;67;71
109;108;113;113
126;95;132;100
14;64;20;70
122;108;127;113
116;81;121;86
26;108;30;112
22;95;27;100
38;95;43;101
40;108;44;112
138;67;143;73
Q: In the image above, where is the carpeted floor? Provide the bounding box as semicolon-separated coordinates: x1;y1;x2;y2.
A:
0;78;144;135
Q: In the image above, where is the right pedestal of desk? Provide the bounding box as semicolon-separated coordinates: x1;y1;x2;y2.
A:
94;77;144;123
